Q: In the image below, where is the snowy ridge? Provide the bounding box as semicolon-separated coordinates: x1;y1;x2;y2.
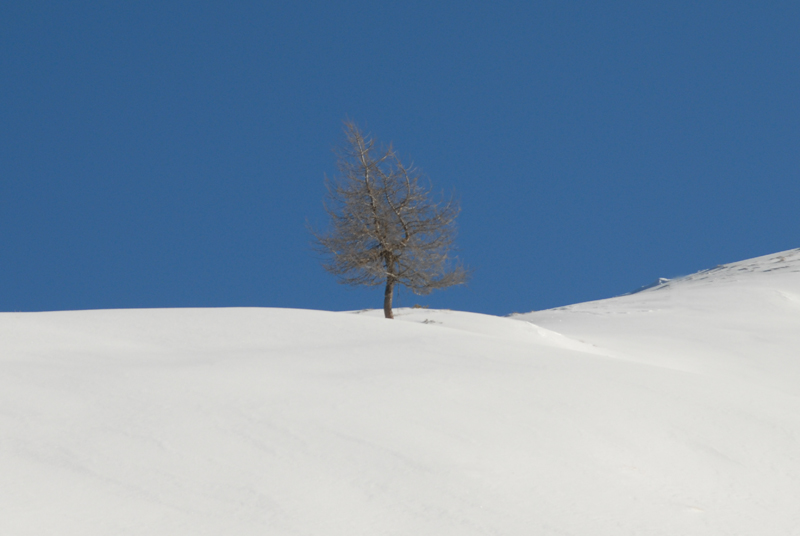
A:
643;247;800;290
628;277;671;294
2;248;800;535
619;247;800;296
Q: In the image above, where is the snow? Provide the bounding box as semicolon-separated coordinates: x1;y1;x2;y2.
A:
2;249;800;535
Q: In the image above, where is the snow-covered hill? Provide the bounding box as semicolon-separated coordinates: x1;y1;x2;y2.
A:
2;249;800;535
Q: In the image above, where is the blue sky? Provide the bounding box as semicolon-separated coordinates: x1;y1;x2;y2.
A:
2;1;798;315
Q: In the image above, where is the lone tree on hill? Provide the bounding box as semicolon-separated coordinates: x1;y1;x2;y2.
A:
312;121;468;319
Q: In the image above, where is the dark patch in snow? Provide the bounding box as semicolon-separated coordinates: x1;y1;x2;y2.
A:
627;278;671;295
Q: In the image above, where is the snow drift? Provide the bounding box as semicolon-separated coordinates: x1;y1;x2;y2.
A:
2;249;800;535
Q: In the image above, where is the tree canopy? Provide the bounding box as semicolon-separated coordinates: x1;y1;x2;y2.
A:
313;121;467;318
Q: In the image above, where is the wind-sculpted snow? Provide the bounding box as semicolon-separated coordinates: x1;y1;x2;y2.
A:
679;247;800;282
2;249;800;535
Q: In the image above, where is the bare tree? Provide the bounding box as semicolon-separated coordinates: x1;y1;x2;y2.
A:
312;121;468;319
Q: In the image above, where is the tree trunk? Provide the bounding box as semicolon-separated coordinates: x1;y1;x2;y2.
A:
383;278;394;319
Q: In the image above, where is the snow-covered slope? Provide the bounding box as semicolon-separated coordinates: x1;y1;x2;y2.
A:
2;249;800;535
518;248;800;393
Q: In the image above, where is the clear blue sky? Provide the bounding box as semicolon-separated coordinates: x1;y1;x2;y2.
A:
2;1;798;315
